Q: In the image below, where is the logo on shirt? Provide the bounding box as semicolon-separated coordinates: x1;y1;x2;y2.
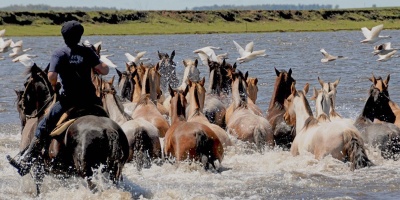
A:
69;55;83;64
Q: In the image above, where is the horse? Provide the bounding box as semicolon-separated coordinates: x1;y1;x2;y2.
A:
186;78;232;147
157;50;179;93
353;84;400;160
226;70;274;150
164;85;223;169
317;77;343;120
203;59;234;128
266;68;296;149
100;76;161;169
283;82;373;171
162;58;201;116
11;63;129;195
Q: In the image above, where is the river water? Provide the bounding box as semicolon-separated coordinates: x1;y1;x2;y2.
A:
1;30;400;199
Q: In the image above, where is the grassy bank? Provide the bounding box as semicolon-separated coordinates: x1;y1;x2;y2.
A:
1;9;400;36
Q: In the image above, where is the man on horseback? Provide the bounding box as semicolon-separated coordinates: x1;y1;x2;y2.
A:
7;20;110;176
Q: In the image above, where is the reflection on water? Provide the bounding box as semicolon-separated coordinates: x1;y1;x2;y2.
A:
1;31;400;199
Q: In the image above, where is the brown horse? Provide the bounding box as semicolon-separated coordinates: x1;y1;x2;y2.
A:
284;82;373;170
266;68;296;149
164;85;224;169
12;64;129;195
186;78;232;147
226;70;274;150
100;76;162;168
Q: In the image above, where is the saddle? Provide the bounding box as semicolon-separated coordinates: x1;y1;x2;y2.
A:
50;105;109;136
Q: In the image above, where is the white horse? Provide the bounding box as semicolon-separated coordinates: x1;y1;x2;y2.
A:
284;83;373;170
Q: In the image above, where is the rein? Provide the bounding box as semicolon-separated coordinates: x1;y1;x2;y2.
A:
26;94;54;119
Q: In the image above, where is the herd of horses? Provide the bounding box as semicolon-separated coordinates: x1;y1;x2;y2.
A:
11;46;400;194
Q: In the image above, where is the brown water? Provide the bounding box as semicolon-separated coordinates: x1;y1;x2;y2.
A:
1;31;400;199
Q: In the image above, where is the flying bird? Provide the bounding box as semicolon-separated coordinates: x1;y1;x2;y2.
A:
376;50;398;62
320;49;346;63
360;24;391;44
12;54;38;67
125;51;149;64
233;40;266;64
9;40;32;58
373;42;397;55
193;46;228;65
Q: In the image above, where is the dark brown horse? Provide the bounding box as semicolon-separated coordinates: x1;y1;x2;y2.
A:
12;64;129;195
266;68;296;149
164;85;224;169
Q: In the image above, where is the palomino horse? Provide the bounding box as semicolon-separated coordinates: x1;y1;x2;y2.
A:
266;68;296;149
11;64;129;194
284;82;373;170
226;70;274;150
317;77;343;120
186;78;232;147
368;73;400;127
162;58;201;115
164;85;223;169
157;50;179;93
100;76;162;168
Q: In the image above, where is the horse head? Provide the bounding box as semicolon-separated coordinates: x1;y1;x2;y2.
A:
283;82;310;126
188;77;206;114
207;59;233;95
246;77;258;103
169;84;188;121
269;68;296;111
182;58;201;85
369;73;390;96
142;63;162;104
158;50;176;67
310;87;334;121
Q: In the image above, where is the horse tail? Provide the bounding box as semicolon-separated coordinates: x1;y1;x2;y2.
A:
107;127;129;184
343;130;374;171
131;127;153;171
195;131;215;170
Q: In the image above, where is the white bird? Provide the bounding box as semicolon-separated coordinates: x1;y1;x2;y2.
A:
12;54;38;67
100;54;117;68
233;40;266;63
360;24;391;44
320;49;346;63
125;51;149;64
9;40;32;58
0;29;5;37
373;42;397;55
0;38;12;53
194;46;228;66
377;50;398;62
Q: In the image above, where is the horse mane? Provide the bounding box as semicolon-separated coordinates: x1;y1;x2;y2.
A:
330;110;342;118
316;114;330;122
114;94;133;120
268;70;291;111
137;94;151;105
303;116;319;130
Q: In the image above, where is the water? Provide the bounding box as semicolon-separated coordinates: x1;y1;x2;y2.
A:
1;31;400;199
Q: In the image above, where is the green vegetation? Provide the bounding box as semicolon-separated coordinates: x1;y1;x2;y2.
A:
0;9;400;36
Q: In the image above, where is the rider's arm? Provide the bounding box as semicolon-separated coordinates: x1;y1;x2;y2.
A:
93;62;109;75
48;71;58;91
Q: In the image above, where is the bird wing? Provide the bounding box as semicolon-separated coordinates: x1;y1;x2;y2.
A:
233;40;245;57
245;41;254;53
100;55;117;68
384;42;392;50
320;49;330;57
125;53;136;62
361;27;371;39
136;51;147;60
370;24;384;39
251;49;266;56
12;54;35;67
10;40;23;48
93;41;102;50
0;29;5;37
197;52;210;66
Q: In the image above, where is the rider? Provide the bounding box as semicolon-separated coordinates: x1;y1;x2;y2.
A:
7;20;110;176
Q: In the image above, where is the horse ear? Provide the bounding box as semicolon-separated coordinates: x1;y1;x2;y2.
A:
369;73;377;84
290;82;296;95
222;59;226;66
288;68;292;76
183;60;187;67
184;84;189;96
385;74;390;85
310;87;318;100
274;67;280;77
333;77;340;88
303;83;310;95
44;63;50;74
233;62;237;71
170;50;175;60
158;51;162;59
109;76;115;85
318;77;324;87
116;68;122;77
200;77;206;86
194;59;198;67
254;78;258;85
125;62;130;71
168;84;174;96
244;71;249;80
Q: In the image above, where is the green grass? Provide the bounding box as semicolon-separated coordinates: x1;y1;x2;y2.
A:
1;19;400;36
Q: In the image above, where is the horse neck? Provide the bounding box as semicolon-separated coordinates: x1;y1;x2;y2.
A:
170;97;186;123
103;93;129;125
268;79;288;111
208;68;221;95
188;87;204;119
294;95;314;133
231;83;247;111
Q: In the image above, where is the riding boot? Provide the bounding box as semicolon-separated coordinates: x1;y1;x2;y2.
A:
7;136;43;176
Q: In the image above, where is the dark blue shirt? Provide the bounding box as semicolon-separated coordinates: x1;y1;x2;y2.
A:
49;45;100;106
